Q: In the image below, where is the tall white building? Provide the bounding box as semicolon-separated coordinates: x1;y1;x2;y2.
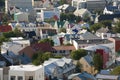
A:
9;65;44;80
0;65;44;80
5;0;33;13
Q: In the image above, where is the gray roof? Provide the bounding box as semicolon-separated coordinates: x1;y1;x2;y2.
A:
83;55;93;66
96;27;110;33
68;72;96;80
96;74;119;79
73;39;112;45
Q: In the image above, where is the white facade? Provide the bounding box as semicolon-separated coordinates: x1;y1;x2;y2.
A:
8;65;44;80
74;9;91;18
1;37;30;55
0;68;3;80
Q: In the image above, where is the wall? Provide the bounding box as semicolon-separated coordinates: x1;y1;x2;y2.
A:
0;69;3;80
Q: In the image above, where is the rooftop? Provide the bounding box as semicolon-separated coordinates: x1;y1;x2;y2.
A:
73;39;112;44
9;65;43;71
96;74;119;79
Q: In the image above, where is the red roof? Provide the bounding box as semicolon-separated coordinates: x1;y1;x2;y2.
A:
0;25;12;32
19;42;53;59
31;42;53;52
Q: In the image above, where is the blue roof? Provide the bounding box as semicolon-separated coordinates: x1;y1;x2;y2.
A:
19;54;31;64
68;72;96;80
2;51;17;64
25;31;36;38
106;6;118;11
78;72;96;80
84;55;93;66
44;63;57;75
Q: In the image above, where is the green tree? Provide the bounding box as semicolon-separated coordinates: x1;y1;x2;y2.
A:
111;66;120;75
60;13;67;21
100;20;112;28
38;38;54;46
59;0;67;5
70;49;87;60
93;53;103;71
113;21;120;33
75;61;82;73
90;23;104;32
0;36;9;45
59;28;66;33
32;51;54;65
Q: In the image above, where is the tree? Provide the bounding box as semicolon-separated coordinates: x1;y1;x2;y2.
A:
100;20;112;28
0;36;9;45
70;49;87;60
90;23;105;32
38;38;54;46
75;61;82;73
113;21;120;33
32;51;54;65
59;28;66;33
60;13;67;21
93;53;103;71
111;66;120;75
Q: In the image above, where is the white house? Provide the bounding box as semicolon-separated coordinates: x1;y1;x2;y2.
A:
1;37;30;55
74;9;91;18
96;27;116;39
9;65;44;80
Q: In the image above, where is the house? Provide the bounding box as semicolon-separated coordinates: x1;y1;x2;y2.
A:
43;57;76;79
97;14;120;22
19;42;53;59
9;22;57;39
0;25;12;33
96;27;116;39
103;6;120;14
68;72;96;80
57;4;76;13
1;37;30;55
84;45;111;68
5;0;33;14
36;8;60;21
71;0;106;11
14;12;29;22
96;74;119;80
79;55;97;75
52;45;76;57
74;9;91;18
7;6;21;15
9;65;44;80
71;37;112;50
1;51;19;65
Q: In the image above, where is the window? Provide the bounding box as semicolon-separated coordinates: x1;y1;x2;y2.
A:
18;76;23;80
11;76;15;80
28;76;33;80
60;50;62;53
